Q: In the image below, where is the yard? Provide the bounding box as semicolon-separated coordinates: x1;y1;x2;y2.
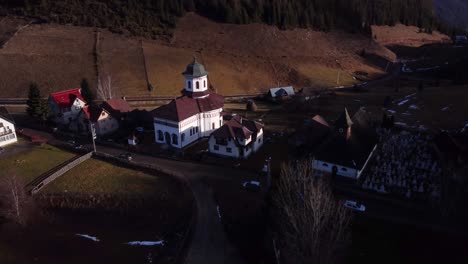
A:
0;140;75;183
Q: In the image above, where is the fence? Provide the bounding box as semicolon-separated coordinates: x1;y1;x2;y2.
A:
27;152;93;195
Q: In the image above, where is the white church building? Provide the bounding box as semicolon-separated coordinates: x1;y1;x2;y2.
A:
152;59;224;149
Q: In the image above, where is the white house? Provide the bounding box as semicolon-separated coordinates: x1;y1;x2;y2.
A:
0;113;17;147
48;88;87;126
209;115;264;159
267;86;295;102
312;108;378;179
76;105;119;137
152;59;224;149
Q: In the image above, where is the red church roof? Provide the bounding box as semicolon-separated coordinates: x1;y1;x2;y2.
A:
152;93;224;122
49;88;86;109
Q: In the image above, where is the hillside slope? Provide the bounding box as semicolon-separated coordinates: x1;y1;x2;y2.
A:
0;13;397;98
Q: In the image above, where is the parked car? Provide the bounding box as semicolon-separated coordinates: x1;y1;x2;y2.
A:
344;200;366;212
119;153;133;161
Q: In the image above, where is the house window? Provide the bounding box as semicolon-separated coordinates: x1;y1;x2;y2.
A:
212;122;215;129
172;134;178;145
188;81;192;89
204;80;206;88
214;145;219;151
190;129;193;136
195;127;199;133
227;147;232;153
196;81;200;89
258;138;261;143
220;120;222;126
181;133;185;142
157;130;164;141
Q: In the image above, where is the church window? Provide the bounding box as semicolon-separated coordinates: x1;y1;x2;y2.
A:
204;80;206;88
196;127;199;133
181;133;185;142
196;81;200;89
227;147;232;153
190;129;192;136
341;167;348;172
172;134;178;145
212;122;215;129
188;81;192;89
322;163;329;167
220;120;222;126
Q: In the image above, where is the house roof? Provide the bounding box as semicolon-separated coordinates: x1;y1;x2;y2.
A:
152;93;224;122
269;86;295;98
102;98;132;114
334;107;354;130
212;116;263;141
312;115;330;128
81;105;104;123
182;58;208;77
0;107;15;124
295;115;332;148
314;108;377;170
49;88;86;109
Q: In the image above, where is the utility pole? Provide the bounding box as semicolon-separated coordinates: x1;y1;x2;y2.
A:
90;122;97;153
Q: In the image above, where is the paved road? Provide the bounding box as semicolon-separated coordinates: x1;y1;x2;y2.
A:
27;128;250;264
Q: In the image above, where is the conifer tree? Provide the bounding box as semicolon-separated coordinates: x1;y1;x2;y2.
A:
26;83;41;117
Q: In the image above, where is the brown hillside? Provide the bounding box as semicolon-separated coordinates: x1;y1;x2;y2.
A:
0;13;396;98
371;24;451;47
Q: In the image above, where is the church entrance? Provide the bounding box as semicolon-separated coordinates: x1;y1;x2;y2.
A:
164;132;171;145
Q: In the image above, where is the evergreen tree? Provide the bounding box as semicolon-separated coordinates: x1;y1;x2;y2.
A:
80;78;94;104
26;83;41;117
39;99;50;125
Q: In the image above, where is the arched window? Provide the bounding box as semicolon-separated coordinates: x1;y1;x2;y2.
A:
181;133;185;142
172;134;178;145
196;81;200;89
204;80;206;88
188;81;192;89
157;130;163;141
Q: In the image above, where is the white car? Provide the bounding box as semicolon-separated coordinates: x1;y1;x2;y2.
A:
344;200;366;212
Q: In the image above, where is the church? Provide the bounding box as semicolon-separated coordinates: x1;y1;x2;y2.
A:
152;59;224;149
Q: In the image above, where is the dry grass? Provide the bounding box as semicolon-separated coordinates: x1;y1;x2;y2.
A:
0;13;400;98
372;24;451;47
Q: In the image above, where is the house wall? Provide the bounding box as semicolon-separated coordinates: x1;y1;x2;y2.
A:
208;136;241;158
312;160;358;179
95;110;119;136
0;117;17;147
49;98;86;125
154;118;184;148
253;128;264;152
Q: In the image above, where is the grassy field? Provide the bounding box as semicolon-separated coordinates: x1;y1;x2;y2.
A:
0;142;75;183
43;158;170;197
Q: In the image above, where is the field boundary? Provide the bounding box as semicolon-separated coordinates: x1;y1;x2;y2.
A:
27;151;93;195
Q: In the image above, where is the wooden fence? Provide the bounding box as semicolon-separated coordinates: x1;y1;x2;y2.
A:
27;152;93;195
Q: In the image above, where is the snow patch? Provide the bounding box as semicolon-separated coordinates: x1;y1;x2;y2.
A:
398;99;410;106
243;181;261;188
76;234;100;242
217;205;221;219
126;241;165;246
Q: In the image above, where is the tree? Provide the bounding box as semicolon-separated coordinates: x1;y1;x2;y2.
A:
39;99;50;125
26;82;41;117
0;173;34;227
80;78;94;104
246;100;258;112
96;74;118;101
272;160;351;264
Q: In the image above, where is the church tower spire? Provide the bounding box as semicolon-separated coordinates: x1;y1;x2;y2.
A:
182;57;209;97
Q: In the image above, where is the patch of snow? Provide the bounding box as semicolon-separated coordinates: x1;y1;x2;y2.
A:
217;206;221;219
126;241;165;246
76;234;100;242
409;105;419;110
398;99;410;106
243;181;261;188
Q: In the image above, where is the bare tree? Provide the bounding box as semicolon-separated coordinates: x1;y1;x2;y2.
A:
0;173;34;227
272;160;351;264
96;73;118;101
